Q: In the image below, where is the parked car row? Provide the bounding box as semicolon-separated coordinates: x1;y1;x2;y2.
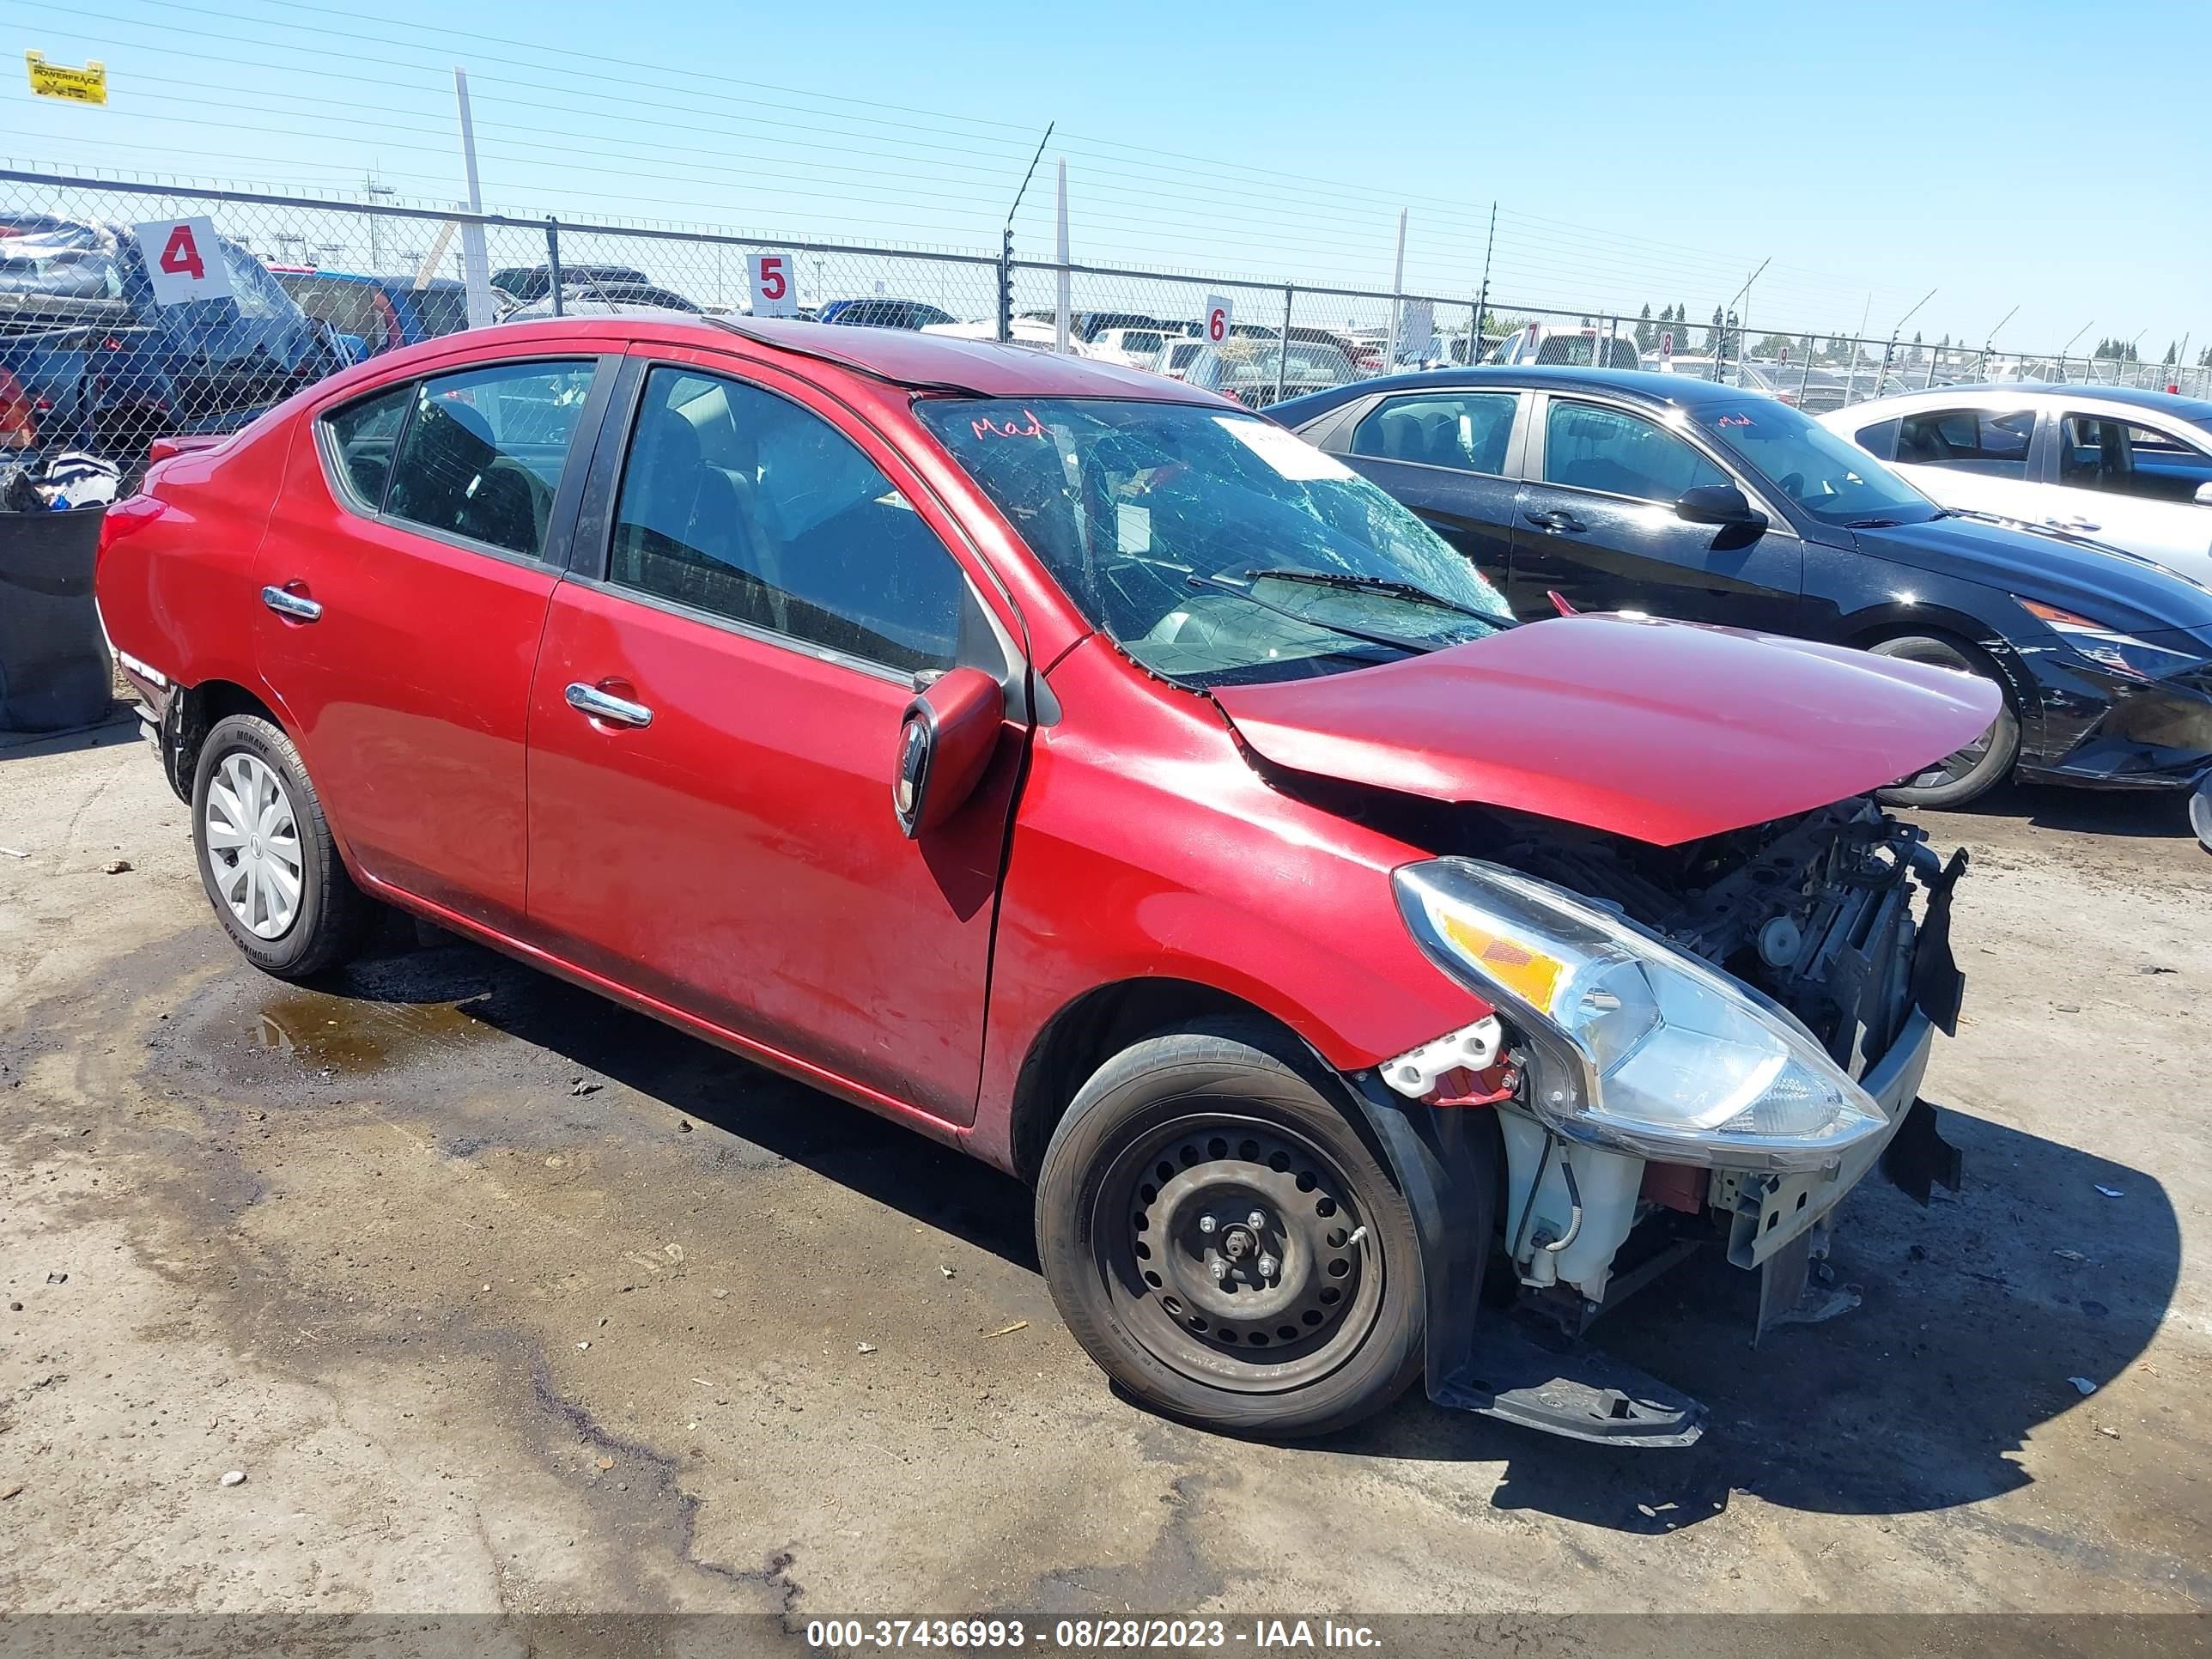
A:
98;313;2003;1449
1270;366;2212;846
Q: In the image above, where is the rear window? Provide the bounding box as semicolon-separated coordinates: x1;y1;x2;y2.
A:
381;360;598;558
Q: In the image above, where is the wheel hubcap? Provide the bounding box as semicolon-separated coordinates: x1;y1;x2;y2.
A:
1107;1119;1379;1388
204;752;304;940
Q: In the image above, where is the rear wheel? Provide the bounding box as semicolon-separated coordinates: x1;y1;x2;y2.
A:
191;713;370;979
1869;633;2019;809
1036;1022;1424;1438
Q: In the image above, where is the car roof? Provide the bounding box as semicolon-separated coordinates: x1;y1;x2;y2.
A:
474;313;1225;401
1825;381;2212;425
1322;365;1753;408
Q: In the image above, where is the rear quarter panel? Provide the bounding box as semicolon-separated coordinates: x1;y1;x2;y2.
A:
95;413;298;703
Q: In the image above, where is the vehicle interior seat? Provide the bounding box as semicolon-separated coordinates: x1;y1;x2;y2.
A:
612;397;781;629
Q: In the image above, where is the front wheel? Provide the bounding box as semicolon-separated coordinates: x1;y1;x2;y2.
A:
1036;1022;1425;1438
1869;633;2020;809
191;713;370;979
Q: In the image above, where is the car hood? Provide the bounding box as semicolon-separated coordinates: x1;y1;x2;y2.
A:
1210;613;2002;847
1853;515;2212;635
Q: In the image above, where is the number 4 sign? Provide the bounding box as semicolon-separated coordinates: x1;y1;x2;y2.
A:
133;217;234;307
748;252;798;319
1204;294;1232;344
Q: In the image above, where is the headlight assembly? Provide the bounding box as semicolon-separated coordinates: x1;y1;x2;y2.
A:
2016;598;2205;681
1393;859;1887;1173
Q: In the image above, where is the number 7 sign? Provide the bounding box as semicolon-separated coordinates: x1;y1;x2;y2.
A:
133;216;234;307
749;252;798;319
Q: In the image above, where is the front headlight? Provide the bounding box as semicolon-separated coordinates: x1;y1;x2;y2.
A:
1394;859;1886;1173
2016;598;2205;681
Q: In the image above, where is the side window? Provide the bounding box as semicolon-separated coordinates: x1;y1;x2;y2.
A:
1350;393;1518;476
383;360;596;558
1851;417;1901;461
1894;406;2034;477
608;366;963;675
321;384;413;509
2060;414;2212;504
1542;400;1728;502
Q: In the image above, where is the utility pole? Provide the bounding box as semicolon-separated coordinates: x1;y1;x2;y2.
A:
999;122;1054;344
1881;288;1936;390
1387;209;1407;371
1053;157;1071;356
453;70;493;327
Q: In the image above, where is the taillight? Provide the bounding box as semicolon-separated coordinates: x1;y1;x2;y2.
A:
0;367;33;448
98;494;168;551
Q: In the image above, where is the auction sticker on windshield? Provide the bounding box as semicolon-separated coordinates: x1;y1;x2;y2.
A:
1217;416;1359;482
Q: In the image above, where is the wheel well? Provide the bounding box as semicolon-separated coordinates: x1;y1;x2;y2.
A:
1844;617;2024;717
164;679;281;801
1006;978;1317;1186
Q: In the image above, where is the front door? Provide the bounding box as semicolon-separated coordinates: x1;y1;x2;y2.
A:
1330;388;1523;600
1509;394;1806;632
524;357;1024;1125
252;353;608;931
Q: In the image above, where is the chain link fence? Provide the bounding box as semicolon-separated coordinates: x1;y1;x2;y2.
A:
4;167;2207;470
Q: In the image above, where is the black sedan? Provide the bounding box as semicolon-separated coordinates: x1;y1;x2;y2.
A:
1272;367;2212;845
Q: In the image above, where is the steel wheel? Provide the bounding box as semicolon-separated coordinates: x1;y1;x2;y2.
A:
1097;1115;1385;1393
203;750;304;939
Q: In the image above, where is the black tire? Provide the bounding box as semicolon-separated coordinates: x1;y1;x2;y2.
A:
191;712;370;979
1036;1019;1425;1438
1868;633;2020;809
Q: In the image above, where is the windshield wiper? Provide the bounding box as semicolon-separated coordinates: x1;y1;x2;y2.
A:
1237;566;1507;625
1183;572;1439;657
1844;518;1905;528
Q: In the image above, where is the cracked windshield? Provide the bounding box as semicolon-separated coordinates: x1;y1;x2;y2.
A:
918;398;1513;685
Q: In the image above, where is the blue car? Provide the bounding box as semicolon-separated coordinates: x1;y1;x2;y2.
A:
1;213;352;464
270;266;476;357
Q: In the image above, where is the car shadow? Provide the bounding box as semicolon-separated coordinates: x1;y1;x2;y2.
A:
0;704;132;763
302;939;2175;1529
1324;1095;2178;1529
1943;775;2196;842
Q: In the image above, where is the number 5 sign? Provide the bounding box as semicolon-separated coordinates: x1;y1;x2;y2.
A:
133;217;234;307
748;252;798;319
1204;294;1232;344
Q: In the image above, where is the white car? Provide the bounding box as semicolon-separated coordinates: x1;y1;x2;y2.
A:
1486;320;1643;372
1820;385;2212;585
1088;325;1173;368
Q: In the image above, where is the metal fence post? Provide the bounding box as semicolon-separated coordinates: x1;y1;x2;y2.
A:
1276;285;1292;404
997;228;1012;345
544;217;563;319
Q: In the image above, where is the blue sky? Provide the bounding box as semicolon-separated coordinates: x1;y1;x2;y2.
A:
6;0;2206;353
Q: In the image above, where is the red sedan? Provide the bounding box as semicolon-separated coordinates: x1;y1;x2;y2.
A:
95;317;1996;1443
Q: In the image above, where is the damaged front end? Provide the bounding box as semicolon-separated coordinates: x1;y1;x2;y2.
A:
1374;798;1967;1448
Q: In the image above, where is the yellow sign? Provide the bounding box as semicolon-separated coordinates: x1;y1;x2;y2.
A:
26;51;107;105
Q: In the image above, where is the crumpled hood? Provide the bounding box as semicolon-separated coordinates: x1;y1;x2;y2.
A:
1211;613;2002;846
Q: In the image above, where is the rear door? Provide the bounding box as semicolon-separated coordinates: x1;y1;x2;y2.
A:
523;351;1026;1125
1328;388;1525;596
1509;392;1807;630
254;349;614;932
2047;406;2212;570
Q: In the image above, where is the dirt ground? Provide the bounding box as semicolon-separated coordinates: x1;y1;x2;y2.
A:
2;714;2209;1626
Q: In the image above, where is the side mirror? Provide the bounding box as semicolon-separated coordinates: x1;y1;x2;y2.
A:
1675;483;1767;528
2194;481;2212;507
892;666;1002;839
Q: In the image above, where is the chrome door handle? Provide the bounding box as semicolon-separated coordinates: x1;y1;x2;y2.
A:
564;682;653;729
260;584;323;622
1523;509;1585;533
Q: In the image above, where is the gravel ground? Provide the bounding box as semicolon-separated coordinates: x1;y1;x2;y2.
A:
1;715;2208;1626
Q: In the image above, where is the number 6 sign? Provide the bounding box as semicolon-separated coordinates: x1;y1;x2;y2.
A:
749;252;798;319
1204;294;1232;344
133;217;234;307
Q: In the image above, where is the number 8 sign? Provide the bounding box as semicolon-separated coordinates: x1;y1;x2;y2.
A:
1204;294;1232;344
749;252;799;319
133;216;234;307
